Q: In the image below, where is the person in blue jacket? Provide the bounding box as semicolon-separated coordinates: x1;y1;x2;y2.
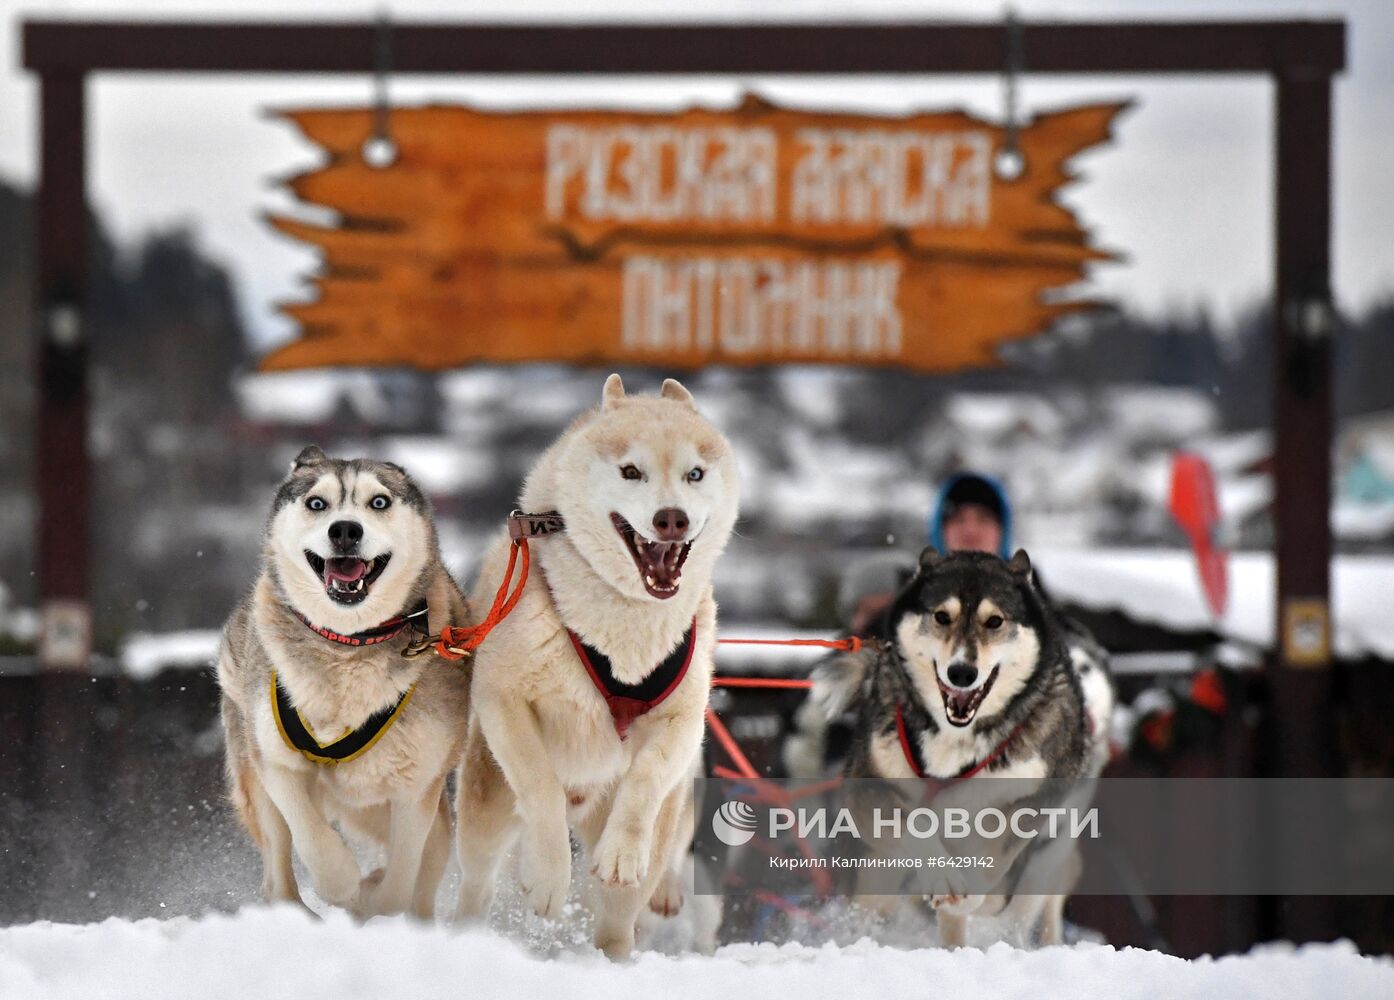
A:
929;470;1112;699
929;471;1013;559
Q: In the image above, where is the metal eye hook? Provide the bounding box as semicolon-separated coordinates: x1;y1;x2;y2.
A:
362;7;397;169
401;633;473;662
996;6;1026;181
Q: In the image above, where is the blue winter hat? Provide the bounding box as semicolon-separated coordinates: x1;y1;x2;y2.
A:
929;472;1013;560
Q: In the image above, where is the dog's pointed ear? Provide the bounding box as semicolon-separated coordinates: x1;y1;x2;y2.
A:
602;373;626;411
292;445;327;471
660;377;696;408
1008;549;1032;577
919;546;943;571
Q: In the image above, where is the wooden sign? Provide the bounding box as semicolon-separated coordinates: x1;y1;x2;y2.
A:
261;95;1125;373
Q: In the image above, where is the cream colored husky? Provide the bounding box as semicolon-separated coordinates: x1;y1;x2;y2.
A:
218;447;470;918
453;375;738;958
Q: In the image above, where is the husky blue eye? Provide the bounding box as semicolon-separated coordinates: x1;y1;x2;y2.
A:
306;497;327;511
620;464;643;481
371;495;391;510
687;467;704;483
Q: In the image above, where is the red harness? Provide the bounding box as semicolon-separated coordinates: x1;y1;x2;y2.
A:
568;620;697;739
894;703;1027;788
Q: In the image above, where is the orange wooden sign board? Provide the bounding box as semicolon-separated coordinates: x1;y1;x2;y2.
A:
261;95;1125;373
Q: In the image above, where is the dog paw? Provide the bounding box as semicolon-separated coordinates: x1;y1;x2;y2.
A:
358;878;417;919
314;858;363;910
594;926;636;961
930;892;985;916
518;839;571;920
452;880;494;924
591;834;648;888
647;869;684;917
359;867;386;894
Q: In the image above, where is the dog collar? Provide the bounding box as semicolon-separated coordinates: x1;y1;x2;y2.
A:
895;703;1027;785
293;599;429;647
569;621;697;739
271;671;417;765
508;509;565;541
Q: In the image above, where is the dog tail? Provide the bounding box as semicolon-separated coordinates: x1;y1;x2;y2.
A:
783;646;873;779
810;646;872;719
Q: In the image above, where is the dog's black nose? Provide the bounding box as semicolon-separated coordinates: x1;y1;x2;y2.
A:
946;663;978;688
328;520;363;552
652;507;689;541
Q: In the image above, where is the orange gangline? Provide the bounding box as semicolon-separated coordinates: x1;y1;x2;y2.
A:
718;637;862;652
711;677;814;690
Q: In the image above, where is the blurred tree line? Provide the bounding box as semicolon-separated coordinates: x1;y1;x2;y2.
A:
0;180;247;644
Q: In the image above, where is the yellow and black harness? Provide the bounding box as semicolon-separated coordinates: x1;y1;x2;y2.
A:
271;600;428;765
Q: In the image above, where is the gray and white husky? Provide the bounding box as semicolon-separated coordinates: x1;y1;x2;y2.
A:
217;446;470;918
827;546;1112;947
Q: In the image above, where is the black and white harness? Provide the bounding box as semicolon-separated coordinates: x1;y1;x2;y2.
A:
271;600;430;765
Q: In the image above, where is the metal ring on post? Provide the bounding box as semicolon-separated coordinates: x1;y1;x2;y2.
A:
996;7;1025;181
362;7;397;168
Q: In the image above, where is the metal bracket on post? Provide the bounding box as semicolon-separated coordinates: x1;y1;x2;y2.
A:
1281;292;1334;401
1284;294;1335;343
45;301;83;349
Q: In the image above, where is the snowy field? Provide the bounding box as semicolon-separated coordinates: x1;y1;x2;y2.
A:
2;907;1391;1000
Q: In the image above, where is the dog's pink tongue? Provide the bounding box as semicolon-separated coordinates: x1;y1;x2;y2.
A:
324;558;368;585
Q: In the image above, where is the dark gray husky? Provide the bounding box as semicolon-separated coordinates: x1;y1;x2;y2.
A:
825;546;1111;947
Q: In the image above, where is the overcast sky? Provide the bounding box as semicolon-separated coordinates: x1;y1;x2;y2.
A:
2;0;1390;351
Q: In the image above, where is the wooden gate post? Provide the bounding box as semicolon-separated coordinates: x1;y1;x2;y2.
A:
1270;68;1339;943
35;72;91;670
1271;70;1337;762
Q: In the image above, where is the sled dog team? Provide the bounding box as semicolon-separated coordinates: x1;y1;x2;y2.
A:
217;374;1110;957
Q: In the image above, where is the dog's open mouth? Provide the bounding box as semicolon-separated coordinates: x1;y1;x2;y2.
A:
937;666;1000;727
611;513;691;600
304;551;391;605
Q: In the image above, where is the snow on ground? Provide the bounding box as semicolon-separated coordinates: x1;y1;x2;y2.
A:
235;370;394;426
119;630;221;680
1;908;1390;1000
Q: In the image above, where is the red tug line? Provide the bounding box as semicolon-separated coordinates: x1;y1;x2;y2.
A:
706;651;851;899
707;640;857;778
